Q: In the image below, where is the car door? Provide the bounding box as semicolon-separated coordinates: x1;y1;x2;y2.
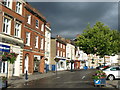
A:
110;67;119;78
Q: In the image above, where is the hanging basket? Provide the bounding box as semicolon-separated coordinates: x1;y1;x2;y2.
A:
1;52;18;64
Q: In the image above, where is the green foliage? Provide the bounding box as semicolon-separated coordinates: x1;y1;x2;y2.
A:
1;52;18;64
92;70;106;80
75;21;120;58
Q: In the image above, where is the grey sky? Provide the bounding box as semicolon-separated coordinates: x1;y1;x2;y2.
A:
29;2;118;39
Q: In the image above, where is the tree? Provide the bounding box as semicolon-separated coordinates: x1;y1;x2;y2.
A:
75;21;120;65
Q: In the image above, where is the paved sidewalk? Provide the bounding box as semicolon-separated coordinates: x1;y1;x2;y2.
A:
106;80;120;88
7;71;68;88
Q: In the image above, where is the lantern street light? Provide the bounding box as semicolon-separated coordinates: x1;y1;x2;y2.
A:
54;57;60;78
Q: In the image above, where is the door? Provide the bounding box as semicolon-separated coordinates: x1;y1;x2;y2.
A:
24;56;29;73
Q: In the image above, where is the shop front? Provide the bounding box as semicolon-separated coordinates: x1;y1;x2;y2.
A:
55;57;66;71
0;43;22;77
74;60;80;69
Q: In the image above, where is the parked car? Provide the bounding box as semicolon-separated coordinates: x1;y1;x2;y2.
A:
100;65;110;70
102;66;120;80
96;65;104;69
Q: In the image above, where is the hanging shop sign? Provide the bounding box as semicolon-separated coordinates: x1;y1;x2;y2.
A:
0;44;10;52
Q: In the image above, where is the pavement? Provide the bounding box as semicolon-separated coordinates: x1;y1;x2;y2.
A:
6;70;120;88
106;80;120;89
7;71;68;88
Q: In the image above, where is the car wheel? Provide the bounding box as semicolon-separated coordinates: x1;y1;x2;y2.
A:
107;75;115;81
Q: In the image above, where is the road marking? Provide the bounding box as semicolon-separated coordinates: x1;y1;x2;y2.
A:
82;76;85;79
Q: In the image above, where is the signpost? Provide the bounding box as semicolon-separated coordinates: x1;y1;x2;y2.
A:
54;57;60;78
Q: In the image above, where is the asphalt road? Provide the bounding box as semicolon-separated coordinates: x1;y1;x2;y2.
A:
18;69;103;88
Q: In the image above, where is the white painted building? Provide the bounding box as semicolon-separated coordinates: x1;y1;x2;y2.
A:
66;43;75;70
45;24;51;71
75;47;88;69
0;34;23;78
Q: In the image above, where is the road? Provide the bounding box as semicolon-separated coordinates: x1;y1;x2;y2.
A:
18;69;106;88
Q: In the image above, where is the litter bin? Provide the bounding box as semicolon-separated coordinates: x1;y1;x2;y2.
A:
52;65;55;71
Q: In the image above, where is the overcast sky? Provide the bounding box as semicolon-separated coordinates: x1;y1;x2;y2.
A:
29;2;118;39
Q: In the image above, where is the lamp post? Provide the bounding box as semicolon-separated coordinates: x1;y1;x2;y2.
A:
70;60;74;72
54;57;60;78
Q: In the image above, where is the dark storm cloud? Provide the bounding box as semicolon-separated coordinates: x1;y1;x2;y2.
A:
29;2;118;39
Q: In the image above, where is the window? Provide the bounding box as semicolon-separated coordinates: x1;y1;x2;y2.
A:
36;20;39;28
3;17;11;34
3;0;11;8
15;22;21;37
26;32;30;46
41;24;44;31
61;51;62;57
57;42;59;47
35;36;38;48
63;45;65;49
27;15;31;24
57;50;59;56
16;2;21;14
61;44;62;48
40;38;44;50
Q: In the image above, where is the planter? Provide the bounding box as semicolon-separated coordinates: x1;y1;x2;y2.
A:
0;77;7;88
94;78;106;87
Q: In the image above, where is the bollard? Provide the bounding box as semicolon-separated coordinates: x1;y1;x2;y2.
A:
25;70;28;80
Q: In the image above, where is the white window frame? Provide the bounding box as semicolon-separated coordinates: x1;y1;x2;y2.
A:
35;36;38;48
16;1;22;14
3;17;11;35
41;23;44;31
61;51;62;57
26;32;30;46
36;19;39;28
27;15;31;24
57;50;59;56
3;0;12;8
40;38;44;50
0;61;7;73
61;43;62;48
57;42;59;47
14;22;21;38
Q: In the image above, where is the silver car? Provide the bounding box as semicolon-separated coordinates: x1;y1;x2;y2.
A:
102;66;120;80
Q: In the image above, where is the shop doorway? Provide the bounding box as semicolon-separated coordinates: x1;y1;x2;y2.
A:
34;57;40;72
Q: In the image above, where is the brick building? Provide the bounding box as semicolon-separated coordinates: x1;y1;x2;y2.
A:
0;0;25;77
50;35;66;71
23;2;47;74
0;0;49;77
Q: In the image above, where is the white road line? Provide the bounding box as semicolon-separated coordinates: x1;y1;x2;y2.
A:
82;76;85;79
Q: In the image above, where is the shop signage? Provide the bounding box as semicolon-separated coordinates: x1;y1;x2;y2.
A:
0;44;10;52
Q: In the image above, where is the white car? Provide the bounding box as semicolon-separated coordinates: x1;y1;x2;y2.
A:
102;66;120;80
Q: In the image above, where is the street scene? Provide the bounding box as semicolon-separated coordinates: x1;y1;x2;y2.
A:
0;0;120;89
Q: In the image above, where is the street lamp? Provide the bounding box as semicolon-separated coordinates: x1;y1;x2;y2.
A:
54;57;60;77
